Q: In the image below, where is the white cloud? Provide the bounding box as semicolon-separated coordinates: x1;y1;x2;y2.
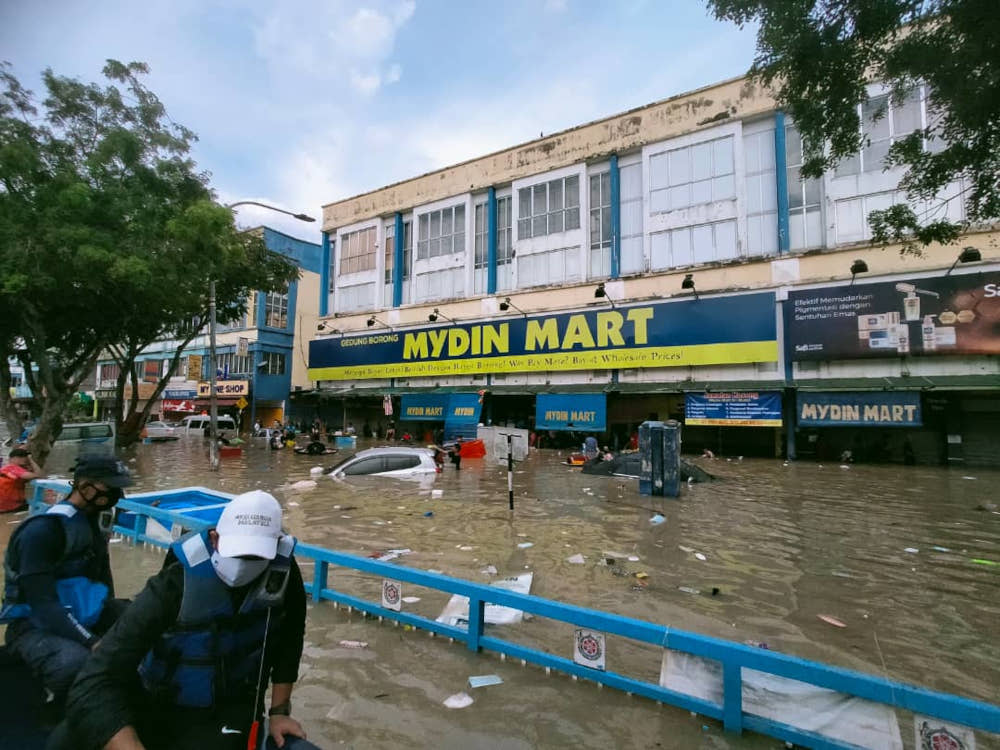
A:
385;63;402;84
254;0;415;95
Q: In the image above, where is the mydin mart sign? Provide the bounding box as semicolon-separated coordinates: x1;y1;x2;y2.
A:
308;293;777;381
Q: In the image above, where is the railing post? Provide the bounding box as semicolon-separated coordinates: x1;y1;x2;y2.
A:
467;598;485;652
311;560;329;602
722;662;743;733
132;515;147;545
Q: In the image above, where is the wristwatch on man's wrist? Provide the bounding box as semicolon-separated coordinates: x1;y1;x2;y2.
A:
268;701;291;717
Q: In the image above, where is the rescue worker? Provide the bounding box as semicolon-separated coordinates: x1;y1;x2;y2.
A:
61;490;316;750
1;455;133;702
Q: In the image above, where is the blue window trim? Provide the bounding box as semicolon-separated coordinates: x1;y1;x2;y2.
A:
774;111;790;254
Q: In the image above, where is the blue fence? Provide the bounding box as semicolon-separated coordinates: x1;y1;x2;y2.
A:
28;480;1000;749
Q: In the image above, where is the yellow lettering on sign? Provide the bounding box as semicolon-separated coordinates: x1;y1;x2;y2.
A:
596;311;625;347
448;328;470;357
428;329;448;358
627;308;653;345
562;315;596;350
526;318;559;351
403;333;429;360
483;324;508;356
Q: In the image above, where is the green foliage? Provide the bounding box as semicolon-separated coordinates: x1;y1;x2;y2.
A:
0;60;299;460
708;0;1000;254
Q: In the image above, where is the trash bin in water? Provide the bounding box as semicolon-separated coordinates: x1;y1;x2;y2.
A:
638;419;681;498
334;435;357;449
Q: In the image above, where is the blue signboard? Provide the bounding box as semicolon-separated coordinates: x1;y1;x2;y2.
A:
797;391;922;427
535;394;607;431
400;393;482;423
164;389;197;399
309;293;777;381
685;392;783;427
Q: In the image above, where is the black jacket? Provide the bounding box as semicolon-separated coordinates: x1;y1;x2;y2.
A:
65;554;306;748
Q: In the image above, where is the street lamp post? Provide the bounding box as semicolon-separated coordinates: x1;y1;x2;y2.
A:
206;201;315;469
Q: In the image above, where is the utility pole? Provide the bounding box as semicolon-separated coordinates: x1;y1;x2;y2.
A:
208;279;219;470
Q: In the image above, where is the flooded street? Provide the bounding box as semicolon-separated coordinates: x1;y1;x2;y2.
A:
4;439;999;748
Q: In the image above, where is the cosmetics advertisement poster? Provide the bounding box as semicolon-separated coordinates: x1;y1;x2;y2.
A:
788;272;1000;360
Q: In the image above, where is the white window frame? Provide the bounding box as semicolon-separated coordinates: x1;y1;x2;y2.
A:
642;121;745;269
334;219;379;313
512;164;587;290
742;117;779;257
618;153;644;276
412;193;471;304
262;291;288;329
783;120;824;250
588;163;612;280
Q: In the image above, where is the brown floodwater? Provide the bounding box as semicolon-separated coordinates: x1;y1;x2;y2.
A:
3;437;999;749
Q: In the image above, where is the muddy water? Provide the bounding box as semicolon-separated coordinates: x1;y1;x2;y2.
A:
4;438;999;748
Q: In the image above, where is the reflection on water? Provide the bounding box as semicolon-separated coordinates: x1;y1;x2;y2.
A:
4;437;999;748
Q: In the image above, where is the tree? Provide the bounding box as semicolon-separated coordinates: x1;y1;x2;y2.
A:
708;0;999;254
107;207;298;447
0;60;298;464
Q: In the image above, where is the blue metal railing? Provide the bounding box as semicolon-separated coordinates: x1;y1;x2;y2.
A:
27;480;1000;749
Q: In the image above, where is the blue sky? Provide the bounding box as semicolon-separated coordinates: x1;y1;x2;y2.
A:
1;1;759;241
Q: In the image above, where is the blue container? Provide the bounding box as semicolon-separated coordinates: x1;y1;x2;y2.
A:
334;435;357;449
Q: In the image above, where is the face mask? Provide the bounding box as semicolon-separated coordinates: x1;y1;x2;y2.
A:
211;551;269;588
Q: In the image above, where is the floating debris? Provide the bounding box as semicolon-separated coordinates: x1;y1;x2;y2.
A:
443;692;474;709
468;675;503;688
517;542;534;549
650;514;665;525
695;552;707;561
818;614;847;628
566;554;585;564
338;640;369;649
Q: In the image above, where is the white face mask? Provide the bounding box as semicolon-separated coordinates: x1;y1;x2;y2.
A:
211;551;269;588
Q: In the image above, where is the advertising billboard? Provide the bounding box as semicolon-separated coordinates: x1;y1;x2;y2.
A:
684;392;783;427
309;293;777;381
788;272;999;360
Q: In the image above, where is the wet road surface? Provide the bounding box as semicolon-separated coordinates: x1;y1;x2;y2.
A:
3;437;999;748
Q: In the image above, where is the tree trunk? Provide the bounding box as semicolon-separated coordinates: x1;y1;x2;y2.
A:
26;396;68;469
0;357;26;443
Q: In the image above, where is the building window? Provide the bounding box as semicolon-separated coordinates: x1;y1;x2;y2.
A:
474;202;488;294
339;226;377;275
517;175;580;239
516;246;581;289
99;363;121;387
261;352;285;376
649;136;735;214
339;283;375;313
216;352;251;376
383;220;412;306
497;195;513;291
589;171;611;279
327;237;336;294
263;291;288;329
417;204;465;260
785;124;823;249
835;88;925;176
650;220;738;270
619;163;644;275
743;127;778;255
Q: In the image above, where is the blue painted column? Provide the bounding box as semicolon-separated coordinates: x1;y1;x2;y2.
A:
774;111;790;254
319;232;331;316
486;187;498;294
393;212;404;307
609;154;621;279
255;291;266;329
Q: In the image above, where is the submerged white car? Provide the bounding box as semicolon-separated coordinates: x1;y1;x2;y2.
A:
326;447;439;478
142;421;179;441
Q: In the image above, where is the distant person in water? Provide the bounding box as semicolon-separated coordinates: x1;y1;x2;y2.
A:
702;448;715;459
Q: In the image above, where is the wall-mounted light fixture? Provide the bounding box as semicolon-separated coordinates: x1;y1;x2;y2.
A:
428;308;455;324
594;283;617;308
316;322;341;333
945;246;981;276
498;297;526;317
849;259;868;286
681;274;699;300
367;315;393;330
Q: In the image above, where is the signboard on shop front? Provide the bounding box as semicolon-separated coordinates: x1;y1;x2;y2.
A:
308;293;778;381
535;394;607;431
399;394;482;423
796;392;922;427
684;392;783;427
197;380;249;397
787;272;1000;360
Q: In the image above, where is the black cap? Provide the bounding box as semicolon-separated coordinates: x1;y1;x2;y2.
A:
9;448;30;458
73;455;134;488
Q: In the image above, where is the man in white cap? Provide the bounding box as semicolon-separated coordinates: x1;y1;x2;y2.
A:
59;491;317;750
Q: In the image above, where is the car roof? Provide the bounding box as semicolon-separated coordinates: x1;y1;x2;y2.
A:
352;446;432;458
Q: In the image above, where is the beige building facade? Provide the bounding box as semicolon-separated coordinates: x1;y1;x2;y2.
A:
310;74;1000;466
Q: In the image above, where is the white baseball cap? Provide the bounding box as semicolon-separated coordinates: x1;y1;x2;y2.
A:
216;490;283;559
